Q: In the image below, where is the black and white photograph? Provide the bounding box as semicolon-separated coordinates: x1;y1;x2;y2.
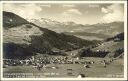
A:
0;1;127;80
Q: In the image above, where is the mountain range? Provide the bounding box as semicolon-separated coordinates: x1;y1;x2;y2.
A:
29;18;124;40
3;11;100;59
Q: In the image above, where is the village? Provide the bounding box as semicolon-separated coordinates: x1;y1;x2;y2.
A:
3;51;123;78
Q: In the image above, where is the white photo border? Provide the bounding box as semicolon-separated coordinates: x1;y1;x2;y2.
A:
0;1;127;80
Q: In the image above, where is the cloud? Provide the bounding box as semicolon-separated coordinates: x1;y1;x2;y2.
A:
3;3;42;19
40;4;51;8
101;7;110;13
62;9;82;16
88;4;100;8
62;4;76;8
59;9;82;24
101;4;124;23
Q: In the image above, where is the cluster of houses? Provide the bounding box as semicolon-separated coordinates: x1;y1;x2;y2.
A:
3;56;96;67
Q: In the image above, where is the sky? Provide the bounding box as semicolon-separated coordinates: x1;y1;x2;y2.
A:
3;3;124;25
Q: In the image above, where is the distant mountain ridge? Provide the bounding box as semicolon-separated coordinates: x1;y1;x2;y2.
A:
29;17;124;40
